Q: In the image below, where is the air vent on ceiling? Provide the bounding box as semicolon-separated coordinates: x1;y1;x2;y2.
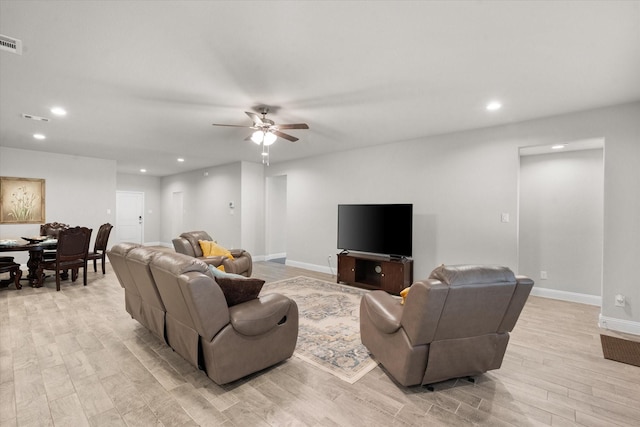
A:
22;114;50;122
0;34;22;55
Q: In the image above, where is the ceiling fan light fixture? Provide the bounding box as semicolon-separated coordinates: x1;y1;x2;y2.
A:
251;130;263;144
263;132;277;146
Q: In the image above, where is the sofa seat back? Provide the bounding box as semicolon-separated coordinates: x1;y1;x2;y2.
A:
125;247;167;343
107;243;142;319
149;251;228;368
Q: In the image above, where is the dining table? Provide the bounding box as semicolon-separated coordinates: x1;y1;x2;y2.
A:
0;237;58;287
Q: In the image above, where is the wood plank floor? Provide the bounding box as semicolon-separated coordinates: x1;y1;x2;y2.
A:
1;260;639;426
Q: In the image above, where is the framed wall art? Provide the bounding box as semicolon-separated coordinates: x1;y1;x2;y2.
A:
0;177;46;224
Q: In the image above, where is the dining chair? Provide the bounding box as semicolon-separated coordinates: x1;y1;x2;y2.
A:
40;222;69;260
36;226;92;291
0;259;22;289
87;223;113;274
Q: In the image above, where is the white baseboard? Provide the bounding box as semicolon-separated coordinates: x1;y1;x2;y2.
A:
598;315;640;336
286;259;334;276
530;286;601;306
265;252;287;261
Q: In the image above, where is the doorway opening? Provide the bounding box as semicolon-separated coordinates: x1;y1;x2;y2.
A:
518;138;604;305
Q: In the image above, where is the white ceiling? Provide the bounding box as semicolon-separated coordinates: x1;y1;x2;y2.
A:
1;1;639;176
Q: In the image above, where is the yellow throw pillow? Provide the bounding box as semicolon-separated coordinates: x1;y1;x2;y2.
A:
198;240;234;260
400;287;410;305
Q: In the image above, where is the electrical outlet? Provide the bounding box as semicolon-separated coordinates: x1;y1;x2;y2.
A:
615;294;626;307
540;271;548;280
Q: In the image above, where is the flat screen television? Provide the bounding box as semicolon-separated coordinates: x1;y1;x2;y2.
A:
337;204;413;258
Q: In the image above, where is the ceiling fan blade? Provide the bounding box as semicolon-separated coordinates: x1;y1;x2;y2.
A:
274;130;299;142
276;123;309;130
212;123;253;128
245;111;263;125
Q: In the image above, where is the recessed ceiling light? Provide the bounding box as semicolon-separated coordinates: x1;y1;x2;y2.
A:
140;168;147;173
551;144;566;150
33;133;46;140
177;158;185;162
50;107;67;116
486;101;502;111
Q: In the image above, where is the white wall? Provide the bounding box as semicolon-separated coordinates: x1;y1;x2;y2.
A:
160;163;242;250
519;149;604;299
265;102;640;331
268;132;520;280
0;147;116;263
116;173;162;244
240;161;265;257
265;174;287;258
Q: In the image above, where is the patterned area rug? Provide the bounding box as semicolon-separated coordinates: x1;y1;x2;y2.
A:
262;276;377;383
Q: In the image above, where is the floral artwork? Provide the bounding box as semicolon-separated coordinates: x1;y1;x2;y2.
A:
0;177;46;224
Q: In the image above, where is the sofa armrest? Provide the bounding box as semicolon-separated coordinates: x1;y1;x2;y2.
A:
222;251;252;277
361;291;403;334
200;255;226;267
229;249;246;258
228;293;294;336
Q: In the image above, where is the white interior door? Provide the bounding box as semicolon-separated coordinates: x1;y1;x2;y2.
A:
116;191;144;244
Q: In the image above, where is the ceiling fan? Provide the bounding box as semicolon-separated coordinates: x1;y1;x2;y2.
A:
212;109;309;145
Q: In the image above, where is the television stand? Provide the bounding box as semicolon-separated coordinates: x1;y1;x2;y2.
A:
337;252;413;295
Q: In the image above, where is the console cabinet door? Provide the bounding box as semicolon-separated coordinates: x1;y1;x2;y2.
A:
380;261;405;295
337;254;356;283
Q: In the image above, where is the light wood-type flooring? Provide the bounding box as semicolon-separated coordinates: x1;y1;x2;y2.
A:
1;260;639;426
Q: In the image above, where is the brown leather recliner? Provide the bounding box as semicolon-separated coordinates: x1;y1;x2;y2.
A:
172;231;252;277
360;264;533;387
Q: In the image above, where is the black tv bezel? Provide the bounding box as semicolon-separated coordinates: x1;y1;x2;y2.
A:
337;203;413;259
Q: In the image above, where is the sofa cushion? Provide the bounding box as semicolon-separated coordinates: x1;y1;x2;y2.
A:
199;240;234;259
215;276;265;307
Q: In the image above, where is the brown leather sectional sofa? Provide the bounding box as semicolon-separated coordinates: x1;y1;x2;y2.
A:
107;244;298;384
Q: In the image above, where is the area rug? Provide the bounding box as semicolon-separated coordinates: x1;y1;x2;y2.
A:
262;276;377;384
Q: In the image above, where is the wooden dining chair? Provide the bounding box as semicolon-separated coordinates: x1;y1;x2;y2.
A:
36;226;92;291
87;223;113;274
0;259;22;289
40;222;69;260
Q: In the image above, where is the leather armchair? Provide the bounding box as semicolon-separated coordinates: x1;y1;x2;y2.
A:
360;264;533;387
172;231;252;277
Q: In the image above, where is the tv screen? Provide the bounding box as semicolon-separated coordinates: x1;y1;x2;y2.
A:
337;204;413;257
